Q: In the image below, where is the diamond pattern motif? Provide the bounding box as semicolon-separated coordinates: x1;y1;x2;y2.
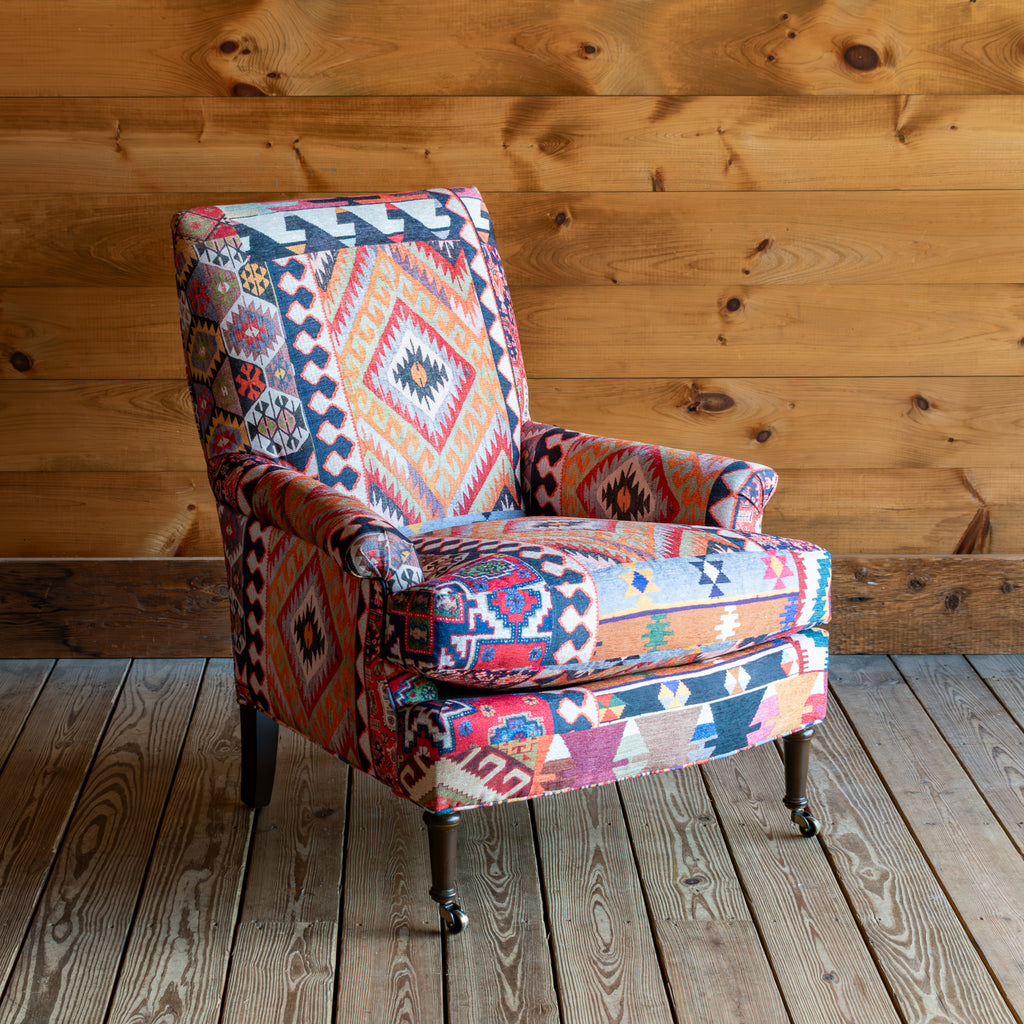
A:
363;298;476;449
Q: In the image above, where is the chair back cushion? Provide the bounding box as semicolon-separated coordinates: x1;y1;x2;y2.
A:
173;187;528;524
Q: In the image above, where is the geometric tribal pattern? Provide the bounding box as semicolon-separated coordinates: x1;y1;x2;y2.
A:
173;187;830;813
394;628;828;808
521;421;779;533
385;515;831;691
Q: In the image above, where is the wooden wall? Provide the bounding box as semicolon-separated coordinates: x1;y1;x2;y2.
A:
2;0;1024;653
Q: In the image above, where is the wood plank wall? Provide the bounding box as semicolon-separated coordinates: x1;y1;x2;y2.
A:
1;0;1023;652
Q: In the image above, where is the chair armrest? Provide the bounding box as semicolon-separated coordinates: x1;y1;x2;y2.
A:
520;421;778;533
209;452;423;589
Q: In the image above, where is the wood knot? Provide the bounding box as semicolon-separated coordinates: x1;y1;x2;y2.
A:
914;395;930;411
908;576;927;590
553;211;569;227
755;429;772;443
725;297;742;312
685;385;735;414
755;237;772;253
578;42;599;58
9;351;33;373
219;40;239;54
844;44;880;71
944;589;967;612
854;566;871;582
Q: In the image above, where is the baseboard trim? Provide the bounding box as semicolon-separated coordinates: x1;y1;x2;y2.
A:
1;555;1022;658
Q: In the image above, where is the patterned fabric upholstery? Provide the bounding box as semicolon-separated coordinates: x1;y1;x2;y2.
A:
386;514;830;690
173;186;830;812
395;628;828;808
522;422;779;533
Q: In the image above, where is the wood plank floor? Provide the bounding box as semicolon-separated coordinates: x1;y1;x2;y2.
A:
1;655;1023;1024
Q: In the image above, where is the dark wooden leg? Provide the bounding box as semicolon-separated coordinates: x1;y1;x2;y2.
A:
423;810;468;933
782;727;821;837
239;704;278;808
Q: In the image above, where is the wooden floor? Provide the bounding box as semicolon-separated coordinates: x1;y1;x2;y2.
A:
1;656;1024;1023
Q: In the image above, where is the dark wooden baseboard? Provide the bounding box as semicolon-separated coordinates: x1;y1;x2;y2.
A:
1;555;1022;658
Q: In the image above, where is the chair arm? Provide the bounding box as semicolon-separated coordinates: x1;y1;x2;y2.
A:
520;421;778;533
209;452;423;589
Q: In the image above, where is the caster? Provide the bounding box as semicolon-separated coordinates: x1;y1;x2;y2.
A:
439;902;469;934
791;808;821;838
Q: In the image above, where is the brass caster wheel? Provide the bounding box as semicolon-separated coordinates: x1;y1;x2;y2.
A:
791;808;821;838
440;902;468;934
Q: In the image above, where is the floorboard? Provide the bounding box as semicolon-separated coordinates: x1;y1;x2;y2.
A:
446;800;559;1024
104;660;253;1024
833;656;1024;1021
0;655;1023;1024
0;659;127;995
620;767;789;1024
221;725;347;1024
0;660;202;1024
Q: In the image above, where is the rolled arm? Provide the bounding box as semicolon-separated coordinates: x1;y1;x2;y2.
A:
209;452;423;589
521;421;778;533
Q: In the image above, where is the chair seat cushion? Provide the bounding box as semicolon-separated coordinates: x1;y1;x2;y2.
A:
383;515;830;692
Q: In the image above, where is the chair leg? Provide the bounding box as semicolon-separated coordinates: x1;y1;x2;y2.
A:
782;727;822;837
423;810;468;934
239;704;278;809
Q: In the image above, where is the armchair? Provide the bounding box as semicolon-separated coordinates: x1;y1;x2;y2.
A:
173;187;830;934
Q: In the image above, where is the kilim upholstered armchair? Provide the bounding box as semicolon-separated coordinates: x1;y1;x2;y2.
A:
173;187;830;934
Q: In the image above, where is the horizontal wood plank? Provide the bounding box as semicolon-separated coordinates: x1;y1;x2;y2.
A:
0;472;218;557
528;377;1024;471
832;556;1024;653
3;191;1024;289
3;555;1024;657
0;558;231;658
4;377;1023;473
7;283;1024;382
764;467;1024;556
0;286;183;380
517;284;1024;379
4;96;1024;194
1;1;1022;96
0;381;198;472
497;192;1024;287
